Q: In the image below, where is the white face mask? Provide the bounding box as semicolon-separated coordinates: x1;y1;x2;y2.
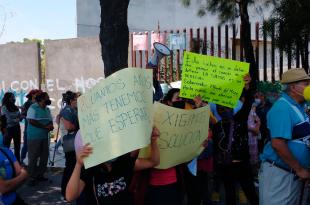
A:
293;84;308;101
254;98;261;105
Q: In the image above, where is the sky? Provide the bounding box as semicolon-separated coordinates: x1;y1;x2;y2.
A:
0;0;76;44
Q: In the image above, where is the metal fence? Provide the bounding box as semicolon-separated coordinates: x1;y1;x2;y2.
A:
130;22;309;83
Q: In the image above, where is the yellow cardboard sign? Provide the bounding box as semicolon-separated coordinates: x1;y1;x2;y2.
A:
78;68;154;168
180;51;249;108
140;102;210;169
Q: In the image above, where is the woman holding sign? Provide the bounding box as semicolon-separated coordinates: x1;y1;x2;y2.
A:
65;128;160;205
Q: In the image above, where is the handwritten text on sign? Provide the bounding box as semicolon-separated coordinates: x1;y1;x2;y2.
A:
78;68;153;168
140;102;210;169
180;51;249;108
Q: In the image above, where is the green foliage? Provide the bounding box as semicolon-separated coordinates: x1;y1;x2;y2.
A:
264;0;310;67
257;81;282;93
22;38;46;84
205;0;239;24
181;0;191;7
181;0;255;23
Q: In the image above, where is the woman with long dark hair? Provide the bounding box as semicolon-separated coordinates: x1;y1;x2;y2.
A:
59;91;80;200
1;92;21;162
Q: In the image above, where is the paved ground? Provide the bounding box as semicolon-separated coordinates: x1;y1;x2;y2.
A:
17;142;69;205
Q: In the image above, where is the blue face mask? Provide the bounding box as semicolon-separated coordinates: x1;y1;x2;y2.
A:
268;96;277;104
254;98;261;106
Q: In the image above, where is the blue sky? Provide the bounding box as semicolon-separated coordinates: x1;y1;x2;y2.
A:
0;0;76;44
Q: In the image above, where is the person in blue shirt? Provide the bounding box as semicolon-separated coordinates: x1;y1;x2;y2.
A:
59;91;80;199
259;68;310;205
26;92;53;186
0;146;28;205
20;89;41;166
1;93;22;162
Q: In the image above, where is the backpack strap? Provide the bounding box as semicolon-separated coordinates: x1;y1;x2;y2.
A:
0;148;16;178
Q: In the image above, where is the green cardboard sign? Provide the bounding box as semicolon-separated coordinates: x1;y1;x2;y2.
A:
180;52;249;108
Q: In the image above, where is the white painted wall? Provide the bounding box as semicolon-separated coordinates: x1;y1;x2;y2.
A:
77;0;271;37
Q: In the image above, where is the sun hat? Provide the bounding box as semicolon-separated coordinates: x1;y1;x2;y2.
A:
281;68;310;84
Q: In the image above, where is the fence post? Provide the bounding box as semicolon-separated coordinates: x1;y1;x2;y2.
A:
263;22;267;81
203;27;207;55
176;30;180;81
211;26;214;56
183;28;187;53
240;23;244;62
255;22;260;80
218;26;221;57
232;24;236;60
225;25;229;59
296;44;300;68
190;28;193;47
145;31;149;68
170;30;174;82
271;23;275;82
164;30;167;82
288;43;292;69
196;27;201;52
131;33;134;67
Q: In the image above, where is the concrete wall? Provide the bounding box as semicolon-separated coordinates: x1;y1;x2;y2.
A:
45;37;104;116
0;42;40;107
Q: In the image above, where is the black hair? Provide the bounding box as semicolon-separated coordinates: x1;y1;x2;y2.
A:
1;92;18;112
35;92;48;103
163;88;180;103
62;91;77;105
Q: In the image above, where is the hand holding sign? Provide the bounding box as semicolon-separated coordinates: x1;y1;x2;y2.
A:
140;102;210;169
76;143;93;167
78;68;154;168
243;73;251;90
180;52;250;108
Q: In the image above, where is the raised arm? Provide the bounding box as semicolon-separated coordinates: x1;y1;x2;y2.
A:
66;144;92;202
134;127;160;171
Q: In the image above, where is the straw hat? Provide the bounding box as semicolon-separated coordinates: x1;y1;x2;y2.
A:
280;68;310;84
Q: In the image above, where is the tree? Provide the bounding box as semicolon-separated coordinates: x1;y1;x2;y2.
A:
181;0;259;82
99;0;130;78
23;38;46;84
264;0;310;71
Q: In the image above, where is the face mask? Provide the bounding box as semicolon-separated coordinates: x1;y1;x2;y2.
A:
268;96;277;104
254;98;261;106
45;99;52;105
172;101;185;109
303;85;310;101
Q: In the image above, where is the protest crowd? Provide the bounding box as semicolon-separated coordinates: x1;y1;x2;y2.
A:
1;42;310;205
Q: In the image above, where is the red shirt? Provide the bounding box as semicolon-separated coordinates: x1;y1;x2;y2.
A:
149;167;177;186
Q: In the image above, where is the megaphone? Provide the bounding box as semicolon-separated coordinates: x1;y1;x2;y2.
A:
148;42;171;67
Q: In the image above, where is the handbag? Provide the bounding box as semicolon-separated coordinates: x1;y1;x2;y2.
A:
62;131;77;153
